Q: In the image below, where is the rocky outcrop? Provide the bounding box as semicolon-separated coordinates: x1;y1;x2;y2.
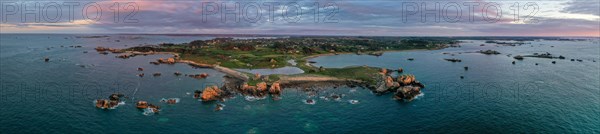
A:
514;55;524;60
385;76;398;88
479;50;501;55
397;75;416;85
256;82;268;92
117;54;131;59
394;86;421;101
95;47;122;53
201;86;222;101
269;81;282;95
95;99;110;109
167;58;175;64
371;71;424;101
147;104;160;113
109;93;124;102
153;72;161;77
188;73;209;79
444;58;462;62
193;90;202;99
380;68;388;75
95;93;124;109
136;101;148;109
95;47;108;51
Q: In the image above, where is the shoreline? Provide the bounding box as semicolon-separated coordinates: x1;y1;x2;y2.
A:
120;48;437;84
302;48;432;60
301;48;437;68
111;47;430;101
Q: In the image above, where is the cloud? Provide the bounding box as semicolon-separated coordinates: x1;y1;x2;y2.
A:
562;0;600;16
1;0;598;36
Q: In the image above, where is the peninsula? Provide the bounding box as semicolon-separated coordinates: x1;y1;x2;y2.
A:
97;36;457;102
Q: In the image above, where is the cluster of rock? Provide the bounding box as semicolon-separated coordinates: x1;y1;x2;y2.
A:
95;93;124;109
159;58;176;64
514;52;567;61
444;58;462;62
524;52;565;59
149;58;177;65
117;54;135;59
368;51;384;56
186;73;209;79
376;69;425;101
199;86;223;101
479;50;501;55
94;47;122;55
238;81;282;98
136;101;160;113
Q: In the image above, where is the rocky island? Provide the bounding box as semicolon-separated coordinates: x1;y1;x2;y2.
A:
99;37;456;102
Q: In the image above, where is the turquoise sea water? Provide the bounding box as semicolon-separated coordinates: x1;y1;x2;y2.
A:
0;34;599;133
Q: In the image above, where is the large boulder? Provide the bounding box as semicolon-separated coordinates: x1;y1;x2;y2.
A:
136;101;148;109
256;82;268;92
201;86;222;101
394;86;421;101
166;58;175;64
380;68;388;74
269;82;281;95
108;93;124;101
397;75;416;85
385;76;395;88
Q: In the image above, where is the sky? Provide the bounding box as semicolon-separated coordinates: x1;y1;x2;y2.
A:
0;0;598;37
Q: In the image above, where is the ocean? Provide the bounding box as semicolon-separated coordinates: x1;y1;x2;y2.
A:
0;34;598;133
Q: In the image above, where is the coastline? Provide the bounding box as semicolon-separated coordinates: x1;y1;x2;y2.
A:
301;48;436;68
109;46;431;102
120;47;437;85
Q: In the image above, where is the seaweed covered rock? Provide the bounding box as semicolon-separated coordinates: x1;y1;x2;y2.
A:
189;73;209;79
514;55;524;60
479;50;501;55
108;93;124;102
444;58;462;62
193;90;202;99
201;86;222;101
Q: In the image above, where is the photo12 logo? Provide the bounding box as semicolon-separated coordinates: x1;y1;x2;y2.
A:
0;1;341;24
199;2;339;23
400;1;540;23
1;2;139;23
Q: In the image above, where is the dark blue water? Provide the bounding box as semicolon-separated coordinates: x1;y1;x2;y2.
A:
1;34;599;133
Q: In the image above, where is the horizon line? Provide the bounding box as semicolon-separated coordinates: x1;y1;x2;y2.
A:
1;33;598;38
